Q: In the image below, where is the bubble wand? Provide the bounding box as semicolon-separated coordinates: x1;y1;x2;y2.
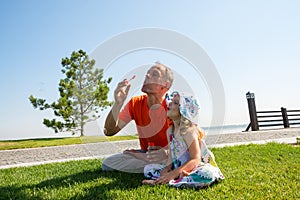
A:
127;75;136;82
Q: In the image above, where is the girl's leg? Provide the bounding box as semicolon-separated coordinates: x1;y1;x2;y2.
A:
143;163;165;180
169;164;224;188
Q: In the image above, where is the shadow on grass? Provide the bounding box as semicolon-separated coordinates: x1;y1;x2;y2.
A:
0;167;145;199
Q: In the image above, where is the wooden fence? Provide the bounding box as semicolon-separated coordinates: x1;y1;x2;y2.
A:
245;92;300;131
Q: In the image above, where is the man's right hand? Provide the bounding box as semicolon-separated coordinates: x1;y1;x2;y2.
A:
104;79;130;136
114;79;131;105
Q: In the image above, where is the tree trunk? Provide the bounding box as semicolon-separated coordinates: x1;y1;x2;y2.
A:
80;124;84;137
80;104;84;137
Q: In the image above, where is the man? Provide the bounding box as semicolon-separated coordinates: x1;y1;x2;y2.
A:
102;62;174;173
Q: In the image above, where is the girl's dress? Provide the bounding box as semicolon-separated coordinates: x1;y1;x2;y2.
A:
144;130;225;188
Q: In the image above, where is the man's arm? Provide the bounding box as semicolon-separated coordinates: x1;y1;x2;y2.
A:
104;79;131;136
104;104;124;136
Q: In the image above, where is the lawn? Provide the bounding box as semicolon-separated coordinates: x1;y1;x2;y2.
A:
0;143;299;199
0;135;138;150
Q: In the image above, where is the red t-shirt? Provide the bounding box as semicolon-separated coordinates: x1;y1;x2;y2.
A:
118;95;170;151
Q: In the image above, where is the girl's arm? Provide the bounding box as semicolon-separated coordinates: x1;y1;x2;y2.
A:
175;137;201;177
160;128;173;176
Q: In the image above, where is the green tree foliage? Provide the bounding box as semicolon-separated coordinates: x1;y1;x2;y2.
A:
29;50;113;136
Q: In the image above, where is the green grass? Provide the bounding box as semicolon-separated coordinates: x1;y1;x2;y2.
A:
0;143;299;199
0;135;138;150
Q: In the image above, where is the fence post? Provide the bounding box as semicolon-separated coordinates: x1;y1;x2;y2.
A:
281;107;290;128
246;92;259;131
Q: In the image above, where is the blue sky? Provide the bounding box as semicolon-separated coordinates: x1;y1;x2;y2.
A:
1;0;299;140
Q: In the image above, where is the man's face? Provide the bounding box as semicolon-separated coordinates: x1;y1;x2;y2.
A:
141;65;167;94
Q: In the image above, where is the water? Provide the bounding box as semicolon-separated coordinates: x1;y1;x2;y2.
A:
115;124;249;136
203;124;248;135
0;124;248;141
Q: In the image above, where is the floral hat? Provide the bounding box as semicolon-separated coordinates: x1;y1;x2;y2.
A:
166;91;200;124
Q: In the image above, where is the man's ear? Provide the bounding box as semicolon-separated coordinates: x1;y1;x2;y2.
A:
165;81;170;89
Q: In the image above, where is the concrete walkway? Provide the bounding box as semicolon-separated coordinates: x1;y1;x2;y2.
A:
0;128;299;169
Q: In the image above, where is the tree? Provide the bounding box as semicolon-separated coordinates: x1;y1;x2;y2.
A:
29;49;113;136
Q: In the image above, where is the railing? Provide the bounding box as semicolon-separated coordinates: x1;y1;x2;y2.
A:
245;92;300;131
257;108;300;128
286;110;300;126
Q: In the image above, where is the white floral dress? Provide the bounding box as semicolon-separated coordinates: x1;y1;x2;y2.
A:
144;130;225;188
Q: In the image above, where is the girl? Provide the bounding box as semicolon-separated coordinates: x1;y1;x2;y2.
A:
142;91;224;188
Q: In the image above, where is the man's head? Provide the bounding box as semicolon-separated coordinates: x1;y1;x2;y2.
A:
141;62;174;95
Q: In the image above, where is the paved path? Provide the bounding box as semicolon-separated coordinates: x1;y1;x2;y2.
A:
0;128;299;169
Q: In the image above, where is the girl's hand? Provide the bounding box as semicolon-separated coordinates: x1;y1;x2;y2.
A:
160;167;172;176
154;170;179;184
179;170;190;178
